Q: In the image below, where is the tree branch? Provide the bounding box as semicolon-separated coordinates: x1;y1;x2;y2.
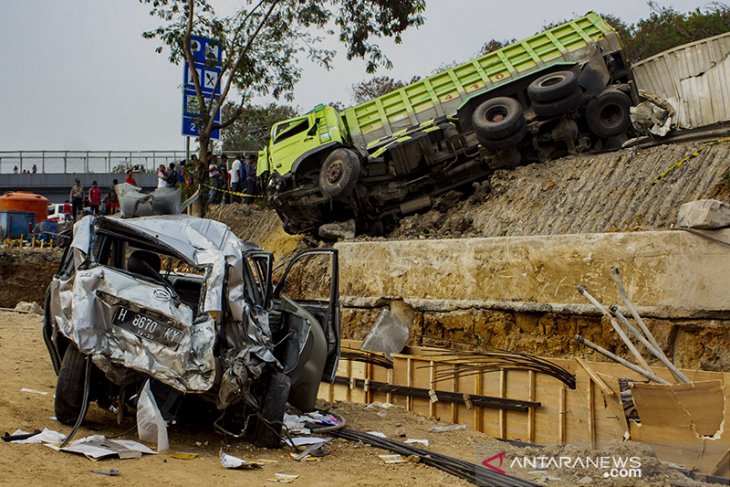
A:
215;97;248;130
205;0;281;134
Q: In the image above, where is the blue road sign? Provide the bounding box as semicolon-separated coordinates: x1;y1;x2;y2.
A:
182;35;222;139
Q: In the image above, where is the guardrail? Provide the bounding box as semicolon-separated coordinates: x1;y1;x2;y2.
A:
0;150;188;174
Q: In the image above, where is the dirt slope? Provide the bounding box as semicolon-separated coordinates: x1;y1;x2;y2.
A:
390;141;730;239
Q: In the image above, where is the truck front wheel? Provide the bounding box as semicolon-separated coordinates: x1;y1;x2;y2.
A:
319;149;361;198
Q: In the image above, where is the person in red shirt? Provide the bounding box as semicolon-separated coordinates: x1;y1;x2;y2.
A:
125;169;138;186
88;181;102;215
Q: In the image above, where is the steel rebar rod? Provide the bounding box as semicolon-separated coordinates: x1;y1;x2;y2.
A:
576;285;653;372
609;267;690;384
611;306;689;384
575;335;670;384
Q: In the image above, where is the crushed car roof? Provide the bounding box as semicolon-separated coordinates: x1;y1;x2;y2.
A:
95;214;256;263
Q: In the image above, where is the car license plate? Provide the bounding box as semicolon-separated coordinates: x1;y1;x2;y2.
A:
113;306;184;349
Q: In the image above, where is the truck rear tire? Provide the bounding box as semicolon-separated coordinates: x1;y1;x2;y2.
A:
479;123;528;150
319;149;360;198
585;89;632;138
528;71;578;103
532;88;583;118
472;97;525;141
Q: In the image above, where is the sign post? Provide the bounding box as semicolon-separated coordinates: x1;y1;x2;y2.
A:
182;35;222;140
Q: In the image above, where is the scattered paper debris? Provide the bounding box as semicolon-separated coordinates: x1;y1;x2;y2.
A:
283;437;326;447
404;438;429;447
429;424;467;433
3;429;41;442
365;431;387;439
268;473;299;483
170;452;199;460
20;388;49;396
283;412;340;435
292;438;332;461
47;436;155;459
136;380;169;452
219;449;263;469
11;428;66;445
379;454;407;464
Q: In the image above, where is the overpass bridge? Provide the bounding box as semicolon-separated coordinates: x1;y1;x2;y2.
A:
0;150;186;202
0;173;159;202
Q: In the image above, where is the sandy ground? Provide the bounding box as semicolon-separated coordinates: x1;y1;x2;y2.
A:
0;310;711;487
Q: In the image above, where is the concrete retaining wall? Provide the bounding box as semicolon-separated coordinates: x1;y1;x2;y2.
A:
335;229;730;370
337;229;730;316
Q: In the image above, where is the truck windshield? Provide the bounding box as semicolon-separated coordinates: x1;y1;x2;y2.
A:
273;117;309;144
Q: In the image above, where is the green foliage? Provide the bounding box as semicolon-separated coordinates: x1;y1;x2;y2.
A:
221;102;297;152
623;2;730;62
351;76;404;103
543;3;730;63
479;38;516;55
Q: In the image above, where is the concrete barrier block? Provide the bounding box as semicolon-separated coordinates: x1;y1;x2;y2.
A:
677;199;730;229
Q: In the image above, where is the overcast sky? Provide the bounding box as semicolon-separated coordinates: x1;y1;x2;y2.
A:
0;0;716;151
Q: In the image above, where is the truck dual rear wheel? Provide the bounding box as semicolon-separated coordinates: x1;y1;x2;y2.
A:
585;89;632;138
532;88;583;118
528;71;579;103
472;97;526;146
319;148;361;198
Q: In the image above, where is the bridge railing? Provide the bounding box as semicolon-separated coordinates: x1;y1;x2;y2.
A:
0;150;188;174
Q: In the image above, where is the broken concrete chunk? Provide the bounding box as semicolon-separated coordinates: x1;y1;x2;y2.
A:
14;301;42;314
318;219;356;241
361;310;409;355
677;199;730;229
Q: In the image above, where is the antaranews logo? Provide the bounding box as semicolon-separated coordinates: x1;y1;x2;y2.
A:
480;450;642;481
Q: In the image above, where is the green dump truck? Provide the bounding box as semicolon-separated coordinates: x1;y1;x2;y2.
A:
259;12;638;235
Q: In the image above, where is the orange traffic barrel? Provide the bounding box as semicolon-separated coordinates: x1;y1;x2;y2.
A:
0;192;49;223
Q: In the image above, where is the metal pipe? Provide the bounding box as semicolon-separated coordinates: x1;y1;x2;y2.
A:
576;285;653;372
575;335;670;384
609;267;663;351
611;306;690;383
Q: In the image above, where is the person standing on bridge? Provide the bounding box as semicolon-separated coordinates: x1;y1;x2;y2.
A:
69;178;84;221
157;164;169;188
108;179;119;215
88;181;102;215
125;169;138;186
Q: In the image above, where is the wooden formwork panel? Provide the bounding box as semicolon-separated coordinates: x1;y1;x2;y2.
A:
319;341;730;461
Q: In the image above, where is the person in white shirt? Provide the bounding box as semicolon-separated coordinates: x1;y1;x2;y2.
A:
229;155;242;203
157;164;169;188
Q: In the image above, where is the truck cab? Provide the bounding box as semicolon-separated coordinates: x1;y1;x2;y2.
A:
266;105;347;185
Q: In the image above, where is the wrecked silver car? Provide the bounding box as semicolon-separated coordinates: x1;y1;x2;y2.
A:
43;214;339;447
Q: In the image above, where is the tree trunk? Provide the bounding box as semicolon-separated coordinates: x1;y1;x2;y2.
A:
192;134;210;217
